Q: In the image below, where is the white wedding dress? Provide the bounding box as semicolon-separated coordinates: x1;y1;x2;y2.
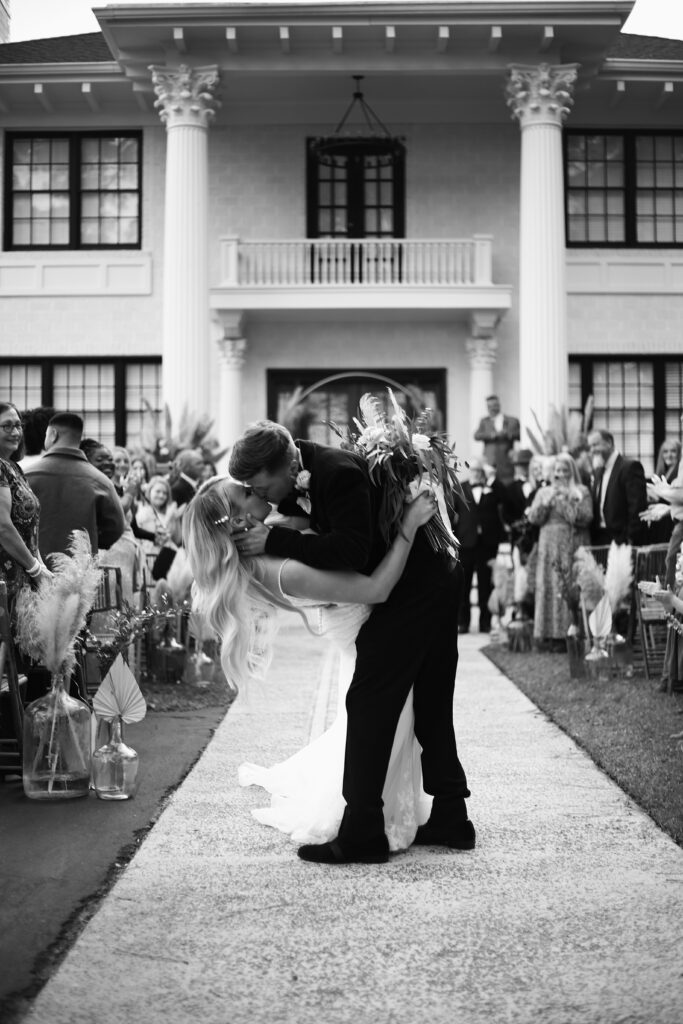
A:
238;560;432;851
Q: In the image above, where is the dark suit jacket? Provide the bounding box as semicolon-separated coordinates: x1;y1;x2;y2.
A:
593;454;647;545
503;478;537;526
474;415;520;467
265;440;383;572
170;475;197;507
453;479;506;551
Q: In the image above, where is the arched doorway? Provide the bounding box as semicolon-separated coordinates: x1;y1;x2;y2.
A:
267;368;446;445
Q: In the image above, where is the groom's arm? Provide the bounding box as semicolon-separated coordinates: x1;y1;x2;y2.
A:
265;464;375;571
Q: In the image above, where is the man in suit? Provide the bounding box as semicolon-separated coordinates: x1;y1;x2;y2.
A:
229;421;473;864
587;429;647;546
474;395;520;483
454;461;506;633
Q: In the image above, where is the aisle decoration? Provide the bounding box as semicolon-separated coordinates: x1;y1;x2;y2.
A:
331;389;466;558
16;531;101;800
91;655;146;800
575;543;633;680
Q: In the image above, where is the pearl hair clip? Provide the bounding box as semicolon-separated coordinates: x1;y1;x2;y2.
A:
213;514;230;526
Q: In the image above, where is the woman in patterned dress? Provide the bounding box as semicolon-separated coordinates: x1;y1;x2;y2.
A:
0;402;52;608
526;452;593;651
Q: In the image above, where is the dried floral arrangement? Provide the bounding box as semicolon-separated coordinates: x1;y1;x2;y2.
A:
15;530;101;677
330;389;466;558
574;543;633;640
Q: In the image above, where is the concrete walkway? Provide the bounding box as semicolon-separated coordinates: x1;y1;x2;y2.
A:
22;620;683;1024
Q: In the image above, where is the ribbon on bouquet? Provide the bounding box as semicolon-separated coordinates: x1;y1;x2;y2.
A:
407;475;460;556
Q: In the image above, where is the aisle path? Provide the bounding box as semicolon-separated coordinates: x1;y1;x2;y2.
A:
22;621;683;1024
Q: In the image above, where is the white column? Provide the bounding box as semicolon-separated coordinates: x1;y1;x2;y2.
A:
215;319;247;457
151;64;220;426
466;330;498;449
506;63;578;438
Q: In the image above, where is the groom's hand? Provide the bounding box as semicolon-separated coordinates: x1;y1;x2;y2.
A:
233;514;270;556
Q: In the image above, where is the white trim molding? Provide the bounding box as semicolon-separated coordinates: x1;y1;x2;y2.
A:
567;250;683;294
0;251;153;296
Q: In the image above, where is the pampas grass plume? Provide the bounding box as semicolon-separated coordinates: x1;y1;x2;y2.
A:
604;542;634;613
575;546;605;611
15;530;101;676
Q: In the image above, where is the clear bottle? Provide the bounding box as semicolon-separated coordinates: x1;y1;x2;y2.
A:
23;671;92;800
92;716;139;800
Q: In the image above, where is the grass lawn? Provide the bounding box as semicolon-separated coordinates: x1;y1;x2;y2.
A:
483;643;683;848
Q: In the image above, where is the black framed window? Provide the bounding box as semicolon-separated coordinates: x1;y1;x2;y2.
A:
306;140;405;240
565;130;683;247
4;131;142;250
569;356;683;467
268;368;445;447
0;357;160;448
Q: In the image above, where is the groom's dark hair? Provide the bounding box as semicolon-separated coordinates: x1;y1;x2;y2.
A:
229;420;297;479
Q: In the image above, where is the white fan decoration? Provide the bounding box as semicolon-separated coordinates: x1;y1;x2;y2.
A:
588;594;613;639
93;654;147;724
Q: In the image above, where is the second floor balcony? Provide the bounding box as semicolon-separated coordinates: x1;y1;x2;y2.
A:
211;235;512;321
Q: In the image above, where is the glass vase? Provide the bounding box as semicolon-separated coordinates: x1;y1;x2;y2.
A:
23;670;92;800
183;639;215;688
585;640;611;682
566;627;587;679
92;716;139;800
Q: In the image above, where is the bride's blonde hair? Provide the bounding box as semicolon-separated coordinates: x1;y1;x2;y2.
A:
182;477;277;693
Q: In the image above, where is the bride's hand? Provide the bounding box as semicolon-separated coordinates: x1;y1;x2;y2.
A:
402;491;437;537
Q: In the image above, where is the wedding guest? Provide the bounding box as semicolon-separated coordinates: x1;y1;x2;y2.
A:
526;452;592;651
170;448;204;506
649;561;683;694
134;475;177;558
17;406;55;472
474;395;520;483
455;460;507;634
0;401;52;605
644;438;681;545
26;413;125;561
587;429;647;546
503;448;539;559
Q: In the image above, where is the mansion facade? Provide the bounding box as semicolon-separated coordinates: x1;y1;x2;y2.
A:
0;1;682;469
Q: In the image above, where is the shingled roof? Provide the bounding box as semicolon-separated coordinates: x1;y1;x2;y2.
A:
0;32;113;64
606;33;683;61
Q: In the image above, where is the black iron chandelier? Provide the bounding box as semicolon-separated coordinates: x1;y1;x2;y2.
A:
310;75;405;167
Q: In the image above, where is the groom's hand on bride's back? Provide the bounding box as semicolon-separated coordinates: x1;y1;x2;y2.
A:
233;514;270;556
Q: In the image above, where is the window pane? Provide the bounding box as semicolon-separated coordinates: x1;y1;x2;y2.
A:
119;193;138;217
588;193;605;214
637;193;654;215
101;193;119;217
636;136;654;159
31;165;50;190
606;163;624;187
13;139;31;164
51;221;69;245
81;165;99;189
656;193;673;217
100;165;119;189
607;218;624;242
81;219;99;243
31;193;50;215
587;136;605;160
118;164;138;189
119;219;138;244
52;139;69;163
638;219;655;242
588;217;606;241
50;194;69;218
32;139;50;163
31;220;50;244
51;165;69;189
567;135;586;159
13;196;31;218
586;163;605;187
81;194;99;217
13;223;30;245
13;165;30;189
656;163;674;188
656;221;674;243
655;135;673;160
100;138;120;163
567;160;586;186
82;138;100;163
567;218;586;242
637;162;655;187
119;137;139;163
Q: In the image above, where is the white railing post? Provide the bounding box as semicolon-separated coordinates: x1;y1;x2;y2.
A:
221;236;240;286
472;234;493;285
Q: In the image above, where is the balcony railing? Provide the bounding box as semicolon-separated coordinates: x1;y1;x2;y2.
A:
219;235;493;288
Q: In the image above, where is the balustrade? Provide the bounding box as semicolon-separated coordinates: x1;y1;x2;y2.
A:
219;235;493;288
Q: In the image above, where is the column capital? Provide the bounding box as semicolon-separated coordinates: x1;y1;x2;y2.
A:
466;337;498;371
150;64;220;129
506;63;579;128
217;336;247;370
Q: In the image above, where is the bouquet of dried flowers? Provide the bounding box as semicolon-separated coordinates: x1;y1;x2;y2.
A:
15;530;101;677
330;389;467;558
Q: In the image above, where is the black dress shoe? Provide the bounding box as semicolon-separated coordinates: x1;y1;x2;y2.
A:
297;835;389;864
413;820;476;850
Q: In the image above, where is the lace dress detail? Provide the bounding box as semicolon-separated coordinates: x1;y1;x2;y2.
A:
0;457;40;598
239;558;432;850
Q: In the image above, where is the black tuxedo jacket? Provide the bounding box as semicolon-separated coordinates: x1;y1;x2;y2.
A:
593;454;647;545
503;478;536;525
265;440;384;572
453;479;505;550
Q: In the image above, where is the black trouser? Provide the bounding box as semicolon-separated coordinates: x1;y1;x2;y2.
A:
339;542;470;843
458;542;498;631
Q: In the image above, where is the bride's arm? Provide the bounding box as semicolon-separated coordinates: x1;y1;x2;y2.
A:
279;493;436;604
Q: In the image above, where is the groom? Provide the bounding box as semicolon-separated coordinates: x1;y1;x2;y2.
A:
229;421;473;864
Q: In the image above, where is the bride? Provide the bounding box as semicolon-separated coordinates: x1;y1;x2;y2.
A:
183;476;436;851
